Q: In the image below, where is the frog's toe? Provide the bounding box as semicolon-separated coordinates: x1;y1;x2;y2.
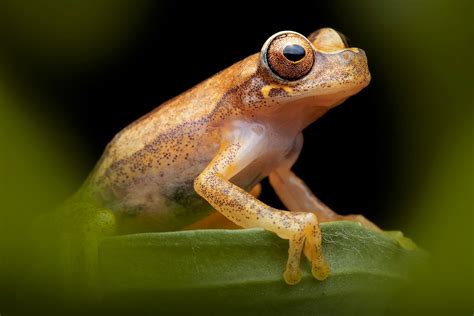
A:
383;231;418;250
312;259;330;281
283;268;302;285
303;237;330;281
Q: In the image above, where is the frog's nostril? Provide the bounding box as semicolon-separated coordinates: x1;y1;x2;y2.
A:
342;51;352;60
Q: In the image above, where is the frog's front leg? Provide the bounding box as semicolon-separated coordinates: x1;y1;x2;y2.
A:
185;183;261;230
193;124;329;284
269;133;380;232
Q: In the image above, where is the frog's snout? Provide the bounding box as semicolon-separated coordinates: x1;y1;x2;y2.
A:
345;48;371;88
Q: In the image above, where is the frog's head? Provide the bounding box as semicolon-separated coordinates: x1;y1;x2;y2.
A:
243;28;370;123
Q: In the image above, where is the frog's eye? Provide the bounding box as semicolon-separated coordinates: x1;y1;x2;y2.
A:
264;32;314;81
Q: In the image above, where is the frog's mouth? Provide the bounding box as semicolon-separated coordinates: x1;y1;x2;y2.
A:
286;84;368;108
261;83;368;130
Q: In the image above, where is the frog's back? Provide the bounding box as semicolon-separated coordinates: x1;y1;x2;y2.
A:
84;54;259;232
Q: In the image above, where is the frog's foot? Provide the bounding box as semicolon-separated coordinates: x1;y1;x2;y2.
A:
53;200;117;300
382;230;418;250
279;212;330;284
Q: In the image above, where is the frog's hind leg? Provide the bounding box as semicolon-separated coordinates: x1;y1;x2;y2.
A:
268;133;380;232
32;197;117;302
269;168;381;231
267;168;403;259
269;170;417;250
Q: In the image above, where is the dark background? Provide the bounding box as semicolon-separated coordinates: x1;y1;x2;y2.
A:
0;1;397;227
0;1;472;313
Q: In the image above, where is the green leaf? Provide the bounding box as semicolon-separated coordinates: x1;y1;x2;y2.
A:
99;221;426;315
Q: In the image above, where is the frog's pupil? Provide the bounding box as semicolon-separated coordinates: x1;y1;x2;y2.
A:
283;44;306;62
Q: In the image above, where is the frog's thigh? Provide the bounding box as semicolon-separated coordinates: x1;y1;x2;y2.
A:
194;140;329;284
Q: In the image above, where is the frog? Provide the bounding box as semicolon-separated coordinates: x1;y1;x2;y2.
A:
55;28;380;289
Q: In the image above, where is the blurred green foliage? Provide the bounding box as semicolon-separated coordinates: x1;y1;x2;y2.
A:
333;0;473;313
0;0;472;314
0;72;83;311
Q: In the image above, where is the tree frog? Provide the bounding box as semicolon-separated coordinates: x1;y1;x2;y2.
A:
69;28;378;286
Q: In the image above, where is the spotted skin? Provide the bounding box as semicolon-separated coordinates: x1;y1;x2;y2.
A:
79;28;374;284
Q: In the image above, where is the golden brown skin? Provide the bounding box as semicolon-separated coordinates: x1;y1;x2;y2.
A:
82;28;373;284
